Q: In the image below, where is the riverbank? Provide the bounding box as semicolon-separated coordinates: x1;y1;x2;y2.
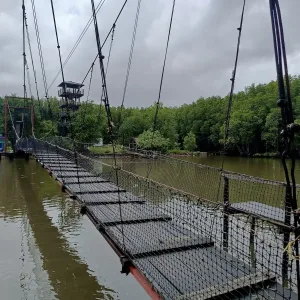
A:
88;145;286;159
89;145;208;157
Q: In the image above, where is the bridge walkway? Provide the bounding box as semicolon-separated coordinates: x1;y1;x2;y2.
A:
30;149;297;300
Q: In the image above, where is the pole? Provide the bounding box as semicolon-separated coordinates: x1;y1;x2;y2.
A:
31;103;34;136
223;175;229;251
4;97;8;153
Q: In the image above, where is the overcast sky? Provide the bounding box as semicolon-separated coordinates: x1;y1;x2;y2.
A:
1;0;300;107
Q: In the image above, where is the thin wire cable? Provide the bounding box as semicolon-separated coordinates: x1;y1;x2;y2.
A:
90;0;126;249
31;0;48;98
24;9;41;112
25;59;33;99
80;0;128;92
49;0;67;93
22;0;28;139
209;0;246;241
97;24;116;121
221;0;246;171
8;103;20;141
120;0;142;109
47;0;107;91
146;0;176;178
269;0;300;290
50;0;77;141
30;0;55;123
80;63;95;135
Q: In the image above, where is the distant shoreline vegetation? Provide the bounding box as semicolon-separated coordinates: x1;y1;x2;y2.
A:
2;75;300;157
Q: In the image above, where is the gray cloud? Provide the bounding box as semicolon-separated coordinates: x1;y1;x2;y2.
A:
1;0;300;107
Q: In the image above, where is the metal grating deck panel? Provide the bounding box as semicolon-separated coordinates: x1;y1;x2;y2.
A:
87;203;171;226
77;192;147;204
65;182;124;194
107;221;214;258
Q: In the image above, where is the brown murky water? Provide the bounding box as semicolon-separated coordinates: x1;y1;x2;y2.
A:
0;158;148;300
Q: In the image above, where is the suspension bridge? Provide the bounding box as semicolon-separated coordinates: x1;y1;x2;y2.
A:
2;0;300;299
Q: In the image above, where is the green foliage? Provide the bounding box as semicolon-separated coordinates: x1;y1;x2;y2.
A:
137;129;170;152
183;131;196;151
39;120;58;137
89;144;124;154
3;74;300;155
73;103;103;143
261;108;281;151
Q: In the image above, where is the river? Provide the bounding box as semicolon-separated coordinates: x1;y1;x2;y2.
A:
0;158;148;300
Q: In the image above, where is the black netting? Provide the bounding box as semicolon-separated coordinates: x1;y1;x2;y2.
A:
15;138;300;300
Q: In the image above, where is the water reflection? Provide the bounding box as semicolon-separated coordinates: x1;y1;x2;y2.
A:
0;159;115;300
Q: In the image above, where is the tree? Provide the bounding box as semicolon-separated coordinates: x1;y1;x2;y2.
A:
262;108;281;152
183;132;196;151
73;103;103;143
119;112;149;145
137;129;170;152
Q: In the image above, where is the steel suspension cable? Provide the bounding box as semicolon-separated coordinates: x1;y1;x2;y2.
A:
49;0;67;95
80;63;95;134
22;0;27;110
24;10;41;112
31;0;54;122
50;0;78;143
31;0;48;98
25;59;33;99
22;0;28;139
90;0;126;249
97;24;116;121
269;0;300;290
48;0;107;91
117;0;142;142
152;0;176;133
120;0;142;110
7;103;20;141
80;0;128;92
221;0;246;169
209;0;246;244
146;0;176;178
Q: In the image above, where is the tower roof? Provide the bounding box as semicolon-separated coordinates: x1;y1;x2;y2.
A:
58;81;84;88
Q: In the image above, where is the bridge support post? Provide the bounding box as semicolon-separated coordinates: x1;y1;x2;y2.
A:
223;175;229;251
249;216;256;268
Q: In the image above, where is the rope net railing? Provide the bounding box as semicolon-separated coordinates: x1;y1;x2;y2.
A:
30;137;300;230
15;137;299;299
88;146;300;224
